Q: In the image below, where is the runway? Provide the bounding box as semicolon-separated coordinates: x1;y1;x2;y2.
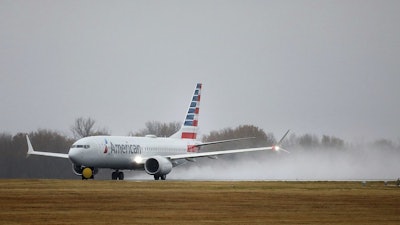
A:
0;179;399;224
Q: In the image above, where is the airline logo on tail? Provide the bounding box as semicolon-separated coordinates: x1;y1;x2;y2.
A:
169;83;202;140
181;83;201;139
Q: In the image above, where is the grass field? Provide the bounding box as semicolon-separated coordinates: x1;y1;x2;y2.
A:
0;180;399;224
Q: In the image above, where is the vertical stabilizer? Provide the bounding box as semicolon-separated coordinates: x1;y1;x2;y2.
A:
170;83;202;139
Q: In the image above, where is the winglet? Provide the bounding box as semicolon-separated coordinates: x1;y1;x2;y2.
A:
273;130;290;153
26;135;34;158
277;129;290;146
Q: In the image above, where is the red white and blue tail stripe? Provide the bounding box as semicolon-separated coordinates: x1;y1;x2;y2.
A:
170;83;202;140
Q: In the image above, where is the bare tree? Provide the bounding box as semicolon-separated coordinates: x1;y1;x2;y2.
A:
0;130;75;178
130;121;181;137
202;125;275;151
373;139;395;150
298;134;320;149
71;117;109;139
321;135;345;149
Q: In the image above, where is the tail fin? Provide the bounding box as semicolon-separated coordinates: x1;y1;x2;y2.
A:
170;83;202;139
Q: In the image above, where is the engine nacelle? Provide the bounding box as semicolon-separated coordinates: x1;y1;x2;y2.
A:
72;164;83;175
144;156;172;175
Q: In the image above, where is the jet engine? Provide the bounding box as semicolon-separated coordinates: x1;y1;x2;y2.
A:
72;164;83;175
144;156;172;175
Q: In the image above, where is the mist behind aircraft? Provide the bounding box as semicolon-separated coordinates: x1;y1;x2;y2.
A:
128;147;400;181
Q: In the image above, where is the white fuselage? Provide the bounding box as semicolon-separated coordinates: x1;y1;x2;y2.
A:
68;136;200;170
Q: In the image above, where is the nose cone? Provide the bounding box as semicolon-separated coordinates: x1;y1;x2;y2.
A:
68;148;80;164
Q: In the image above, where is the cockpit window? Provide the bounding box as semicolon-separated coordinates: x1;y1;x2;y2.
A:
72;145;90;149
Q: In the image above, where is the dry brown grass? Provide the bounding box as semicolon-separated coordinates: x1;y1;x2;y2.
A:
0;179;399;224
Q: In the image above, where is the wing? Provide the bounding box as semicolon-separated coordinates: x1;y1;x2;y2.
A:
167;146;274;160
26;135;69;159
194;137;255;147
167;129;290;161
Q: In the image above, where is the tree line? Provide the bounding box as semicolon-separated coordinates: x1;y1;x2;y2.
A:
0;117;398;178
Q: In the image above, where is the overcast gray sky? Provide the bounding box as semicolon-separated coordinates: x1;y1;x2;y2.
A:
1;1;399;141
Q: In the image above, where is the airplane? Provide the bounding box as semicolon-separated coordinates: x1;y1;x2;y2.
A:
26;83;289;180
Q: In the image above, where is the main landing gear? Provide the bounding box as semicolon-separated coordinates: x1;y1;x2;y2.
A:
112;170;124;180
154;174;166;180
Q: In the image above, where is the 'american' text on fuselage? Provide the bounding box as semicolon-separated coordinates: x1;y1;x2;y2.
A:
109;142;141;154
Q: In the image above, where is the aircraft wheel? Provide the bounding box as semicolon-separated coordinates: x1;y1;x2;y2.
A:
154;175;160;180
161;175;166;180
118;172;124;180
112;172;117;180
